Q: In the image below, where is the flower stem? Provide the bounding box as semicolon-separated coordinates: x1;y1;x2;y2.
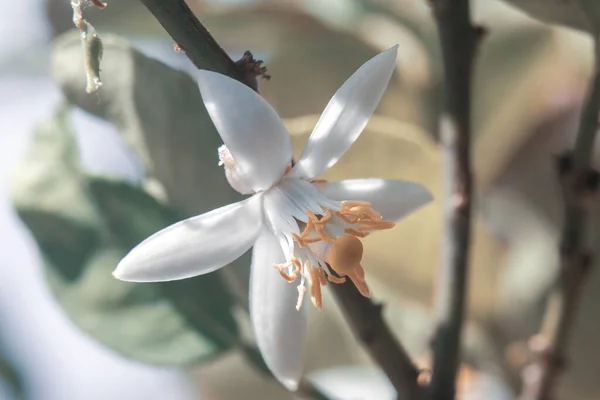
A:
135;0;257;90
517;35;600;400
328;270;425;399
427;1;483;399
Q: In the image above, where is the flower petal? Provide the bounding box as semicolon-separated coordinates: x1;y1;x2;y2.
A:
114;195;263;282
320;178;432;221
250;230;307;390
290;46;398;179
197;70;292;191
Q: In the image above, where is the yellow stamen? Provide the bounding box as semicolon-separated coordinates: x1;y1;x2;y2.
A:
307;264;323;310
336;212;359;224
305;210;335;243
337;201;395;239
327;274;346;284
344;228;369;238
283;201;392;308
293;209;336;248
348;268;370;297
317;267;328;286
296;284;307;311
273;255;301;282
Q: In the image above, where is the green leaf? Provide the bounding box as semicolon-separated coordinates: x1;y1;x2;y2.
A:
50;30;241;216
12;105;240;366
86;176;240;357
48;247;228;365
11;103;100;281
51;29;252;309
0;352;22;398
502;0;600;33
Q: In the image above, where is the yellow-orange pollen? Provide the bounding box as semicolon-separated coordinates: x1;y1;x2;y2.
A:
273;201;394;310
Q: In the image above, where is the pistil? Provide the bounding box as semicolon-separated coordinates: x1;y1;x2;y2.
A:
273;201;395;310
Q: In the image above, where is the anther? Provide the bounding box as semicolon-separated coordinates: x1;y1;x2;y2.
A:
296;284;307;310
308;265;323;310
327;275;346;284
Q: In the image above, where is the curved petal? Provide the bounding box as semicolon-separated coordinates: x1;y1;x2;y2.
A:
250;230;307;390
290;46;398;179
320;178;432;221
113;195;263;282
197;70;292;191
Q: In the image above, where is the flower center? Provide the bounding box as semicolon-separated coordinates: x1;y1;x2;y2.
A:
273;201;394;310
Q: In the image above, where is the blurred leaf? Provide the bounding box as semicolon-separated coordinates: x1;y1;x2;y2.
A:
11;103;100;281
12;105;240;365
87;177;178;250
87;176;240;356
51;30;240;216
51;28;255;318
502;0;600;33
0;352;22;398
474;27;588;186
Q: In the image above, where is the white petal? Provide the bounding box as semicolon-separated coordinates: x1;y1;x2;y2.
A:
114;195;263;282
250;231;307;390
197;70;292;191
320;178;432;221
291;46;398;179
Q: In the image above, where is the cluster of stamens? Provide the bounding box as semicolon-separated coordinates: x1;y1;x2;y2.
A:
273;201;395;310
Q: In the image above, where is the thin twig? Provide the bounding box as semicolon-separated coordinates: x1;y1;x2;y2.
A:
328;270;425;400
517;36;600;400
136;0;257;90
427;1;482;399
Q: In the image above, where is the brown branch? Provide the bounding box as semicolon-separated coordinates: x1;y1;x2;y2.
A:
517;37;600;400
136;0;258;90
427;1;482;399
329;270;425;400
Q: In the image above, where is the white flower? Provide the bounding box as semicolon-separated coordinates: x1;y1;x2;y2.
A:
113;45;432;390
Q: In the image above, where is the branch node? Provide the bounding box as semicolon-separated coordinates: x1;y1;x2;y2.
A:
580;169;600;192
474;25;488;41
555;152;574;177
236;51;271;81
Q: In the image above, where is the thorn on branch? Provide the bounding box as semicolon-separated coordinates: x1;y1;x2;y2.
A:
236;51;271;81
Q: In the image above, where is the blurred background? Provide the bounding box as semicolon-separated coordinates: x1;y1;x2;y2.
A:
1;0;599;399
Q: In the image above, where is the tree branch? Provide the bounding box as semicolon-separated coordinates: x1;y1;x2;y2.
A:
427;1;482;399
517;37;600;400
136;0;257;90
329;271;425;400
